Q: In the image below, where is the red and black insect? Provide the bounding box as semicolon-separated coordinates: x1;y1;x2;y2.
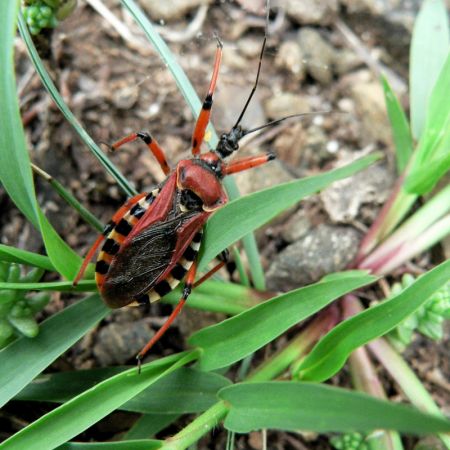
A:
73;37;286;365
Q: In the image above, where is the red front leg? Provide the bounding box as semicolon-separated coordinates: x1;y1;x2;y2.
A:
222;152;275;176
191;40;223;155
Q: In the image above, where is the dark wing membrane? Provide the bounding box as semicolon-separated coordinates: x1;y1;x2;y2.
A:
102;211;197;308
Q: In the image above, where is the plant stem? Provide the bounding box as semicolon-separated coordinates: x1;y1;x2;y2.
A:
368;338;450;449
343;295;404;450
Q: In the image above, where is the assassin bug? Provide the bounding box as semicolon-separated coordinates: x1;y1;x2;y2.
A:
74;35;307;366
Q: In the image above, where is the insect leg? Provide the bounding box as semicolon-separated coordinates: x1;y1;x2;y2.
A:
136;261;199;368
193;250;229;288
222;152;276;176
72;193;146;286
110;132;171;175
191;38;223;155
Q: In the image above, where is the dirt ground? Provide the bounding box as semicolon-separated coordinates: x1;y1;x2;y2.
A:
2;0;449;448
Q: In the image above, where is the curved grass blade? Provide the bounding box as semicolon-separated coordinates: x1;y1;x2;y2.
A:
198;153;381;271
119;0;266;289
189;271;378;371
0;3;80;279
124;414;178;440
1;351;199;450
18;14;135;198
0;280;97;292
0;245;55;272
381;75;413;173
57;441;162;450
16;367;231;414
0;0;39;227
297;259;450;381
220;382;450;434
410;0;449;139
0;294;108;408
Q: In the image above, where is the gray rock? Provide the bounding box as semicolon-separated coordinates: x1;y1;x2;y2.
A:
140;0;212;22
275;40;306;81
298;28;334;85
277;0;338;25
266;224;361;290
264;92;311;119
93;320;153;366
345;70;392;145
281;208;312;243
321;159;394;223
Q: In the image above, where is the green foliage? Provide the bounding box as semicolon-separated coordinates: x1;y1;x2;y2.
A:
296;259;450;382
0;262;50;347
219;382;450;434
331;433;368;450
387;274;450;351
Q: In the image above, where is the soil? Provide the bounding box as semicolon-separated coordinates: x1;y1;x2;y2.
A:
2;1;448;449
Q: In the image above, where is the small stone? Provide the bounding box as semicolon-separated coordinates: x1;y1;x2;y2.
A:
321;158;394;223
278;0;338;25
93;320;153;366
140;0;212;22
264;92;311;119
275;40;306;81
346;70;392;145
298;28;334;85
266;224;361;291
111;84;139;110
281;209;312;243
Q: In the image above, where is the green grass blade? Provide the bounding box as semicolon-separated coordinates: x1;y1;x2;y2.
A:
16;367;231;414
57;441;162;450
120;0;266;289
1;351;198;450
220;382;450;434
0;294;108;408
410;0;449;139
0;245;55;272
381;76;413;173
189;271;378;371
0;5;81;279
297;259;450;381
124;414;178;440
406;52;450;194
198;153;381;271
0;0;39;228
18;15;135;198
0;280;96;292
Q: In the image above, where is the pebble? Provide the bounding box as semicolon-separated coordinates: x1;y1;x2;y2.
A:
140;0;212;22
275;40;306;81
321;159;394;223
264;92;311;119
93;320;153;366
266;224;361;291
277;0;338;25
281;208;312;243
345;70;392;145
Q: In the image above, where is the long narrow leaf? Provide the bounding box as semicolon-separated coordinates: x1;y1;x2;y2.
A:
198;153;381;271
0;0;39;227
1;352;198;450
410;0;449;139
220;382;450;434
190;272;377;370
0;294;108;408
0;245;55;272
57;441;162;450
297;259;450;381
16;367;231;414
381;76;413;173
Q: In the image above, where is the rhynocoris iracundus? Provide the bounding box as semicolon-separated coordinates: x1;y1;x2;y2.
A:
74;36;301;366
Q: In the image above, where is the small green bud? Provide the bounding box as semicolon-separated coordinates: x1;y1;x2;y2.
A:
40;5;53;18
